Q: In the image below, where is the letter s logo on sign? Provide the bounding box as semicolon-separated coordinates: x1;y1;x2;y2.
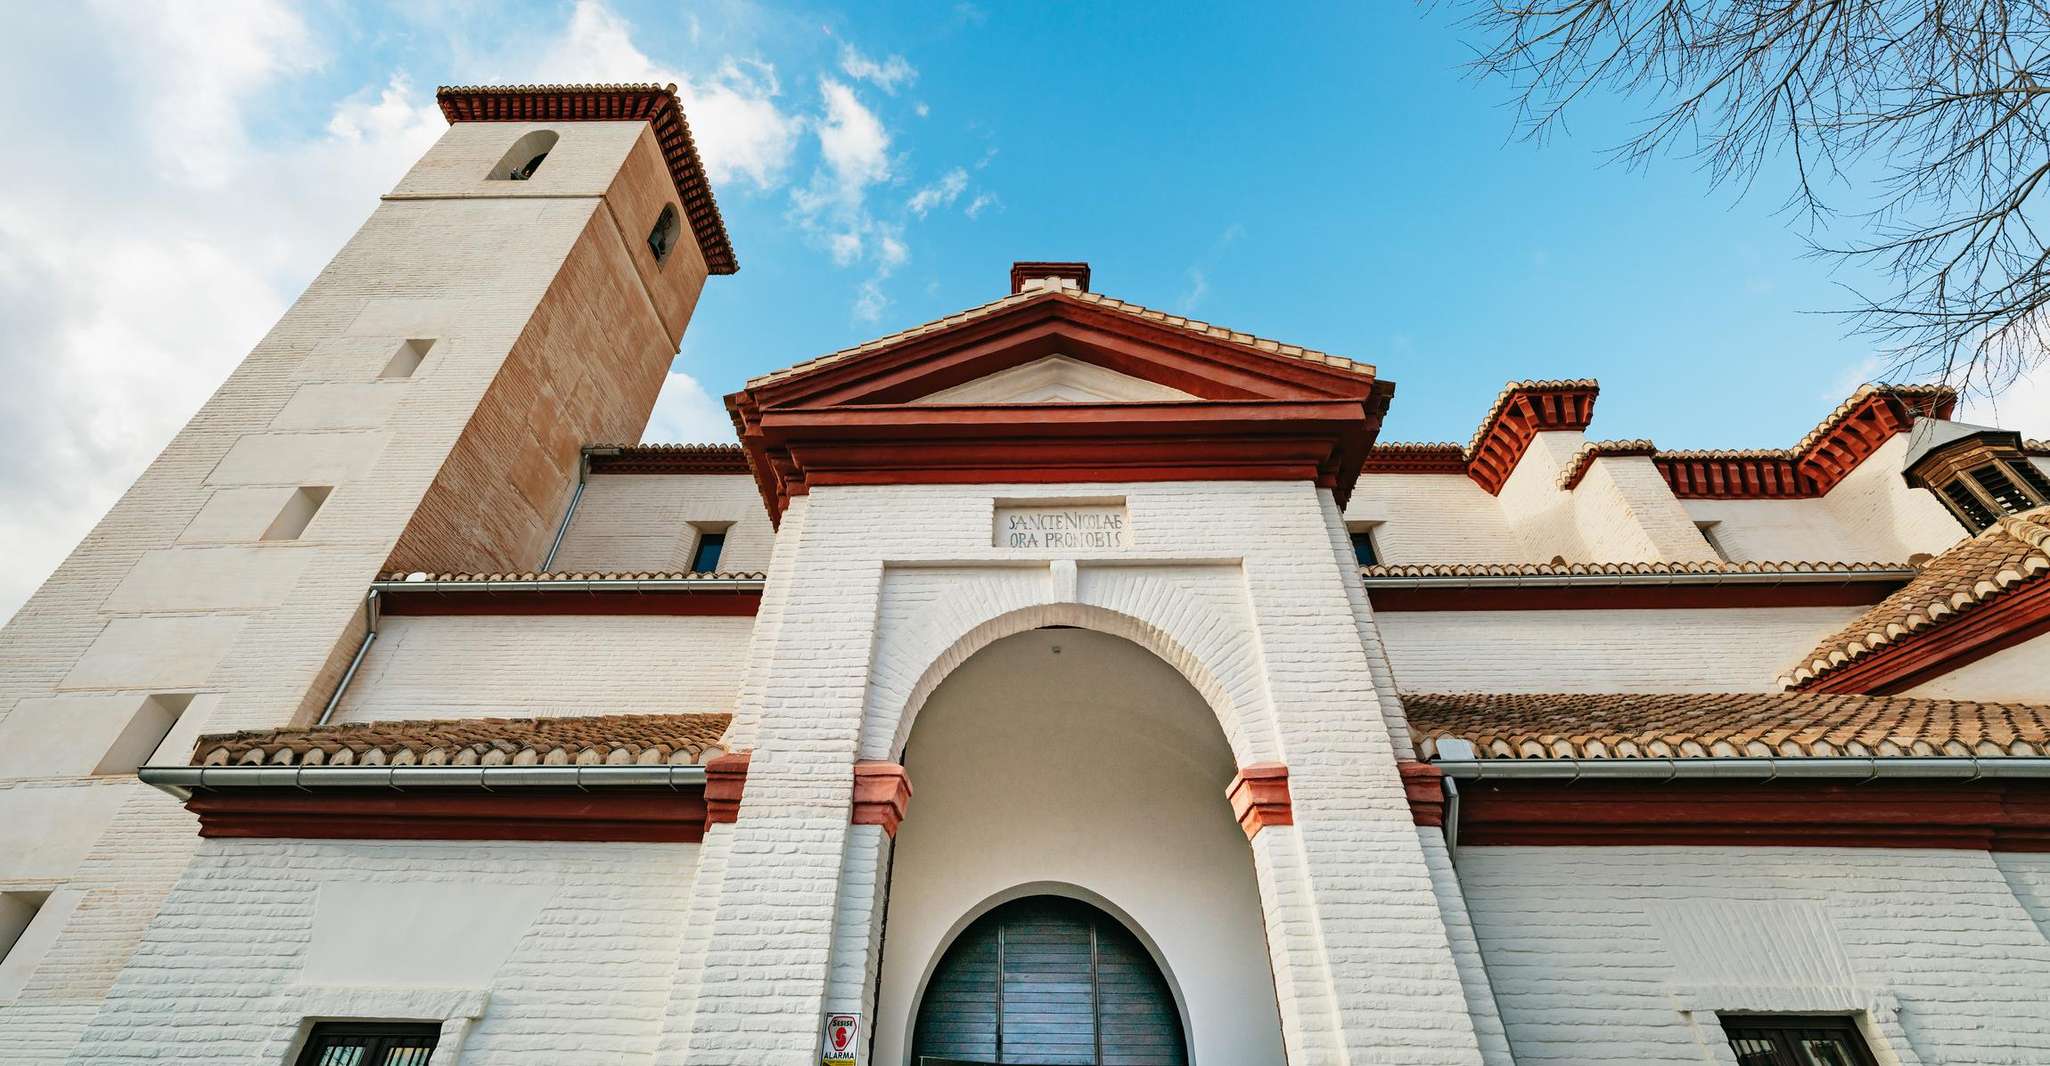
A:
823;1012;859;1065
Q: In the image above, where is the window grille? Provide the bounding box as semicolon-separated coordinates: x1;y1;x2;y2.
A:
2006;459;2050;506
294;1022;440;1066
1943;481;1998;530
648;205;681;263
1721;1014;1878;1066
1970;463;2033;515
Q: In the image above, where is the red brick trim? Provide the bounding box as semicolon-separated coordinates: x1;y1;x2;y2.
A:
186;788;711;843
1466;383;1599;495
435;84;737;274
1803;577;2050;694
704;751;750;825
851;761;913;836
1361;444;1468;475
1226;763;1294;839
1441;776;2050;851
1010;261;1091;293
1656;388;1955;499
379;588;761;617
1656;454;1816;499
1399;761;1446;828
1367;580;1904;613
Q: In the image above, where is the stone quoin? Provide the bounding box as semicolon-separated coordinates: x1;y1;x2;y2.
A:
0;81;2048;1066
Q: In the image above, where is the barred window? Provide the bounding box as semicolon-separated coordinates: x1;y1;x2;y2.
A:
1721;1014;1877;1066
294;1022;440;1066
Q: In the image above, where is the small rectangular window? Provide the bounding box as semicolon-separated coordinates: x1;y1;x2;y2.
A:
1697;520;1730;561
262;486;331;542
92;693;193;776
1721;1014;1878;1066
1348;526;1380;567
689;530;727;573
380;339;434;379
294;1022;441;1066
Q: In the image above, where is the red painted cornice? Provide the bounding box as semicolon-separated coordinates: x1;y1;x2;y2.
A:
852;761;913;836
378;588;761;617
1465;383;1599;494
704;751;750;826
1656;387;1955;500
186;788;711;843
1400;761;1446;827
729;295;1389;524
1367;579;1903;612
1803;577;2050;694
1430;776;2050;851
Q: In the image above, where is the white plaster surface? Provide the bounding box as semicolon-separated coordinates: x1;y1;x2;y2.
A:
549;474;776;574
0;784;133;881
333;614;752;722
1377;606;1865;692
1903;632;2050;701
873;629;1285;1066
1459;846;2050;1065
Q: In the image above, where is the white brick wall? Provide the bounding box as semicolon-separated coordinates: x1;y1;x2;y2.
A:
1377;606;1865;693
67;838;701;1065
333;614;754;722
549;474;775;574
1458;846;2050;1065
1903;633;2050;701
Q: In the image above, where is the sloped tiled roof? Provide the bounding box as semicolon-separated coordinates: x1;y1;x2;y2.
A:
1558;439;1658;489
195;713;732;767
745;283;1371;389
1405;691;2050;759
1780;507;2050;687
1362;559;1908;581
588;443;750;475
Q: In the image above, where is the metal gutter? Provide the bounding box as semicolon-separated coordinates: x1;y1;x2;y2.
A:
1360;567;1918;591
1432;756;2050;781
371;576;765;595
540;446;618;571
315;590;379;727
137;763;709;803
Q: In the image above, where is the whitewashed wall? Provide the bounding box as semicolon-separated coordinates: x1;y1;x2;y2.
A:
1903;633;2050;702
1376;606;1865;693
1458;846;2050;1065
873;629;1285;1066
67;839;702;1065
332;614;754;722
549;474;774;573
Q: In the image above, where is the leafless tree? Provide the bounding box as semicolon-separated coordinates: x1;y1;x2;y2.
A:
1462;1;2050;401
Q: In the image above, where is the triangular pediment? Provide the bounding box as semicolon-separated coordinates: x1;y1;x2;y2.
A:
911;355;1198;404
726;285;1393;525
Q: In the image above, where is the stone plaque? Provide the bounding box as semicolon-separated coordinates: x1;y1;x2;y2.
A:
994;501;1130;549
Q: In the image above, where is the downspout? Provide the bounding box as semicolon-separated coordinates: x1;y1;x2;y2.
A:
542;446;618;571
315;589;379;727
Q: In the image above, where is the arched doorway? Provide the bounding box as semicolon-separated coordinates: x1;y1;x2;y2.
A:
911;895;1186;1065
873;628;1285;1065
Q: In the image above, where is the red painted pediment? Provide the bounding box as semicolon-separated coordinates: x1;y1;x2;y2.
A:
726;288;1391;525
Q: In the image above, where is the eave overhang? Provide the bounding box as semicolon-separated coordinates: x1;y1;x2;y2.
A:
727;291;1389;524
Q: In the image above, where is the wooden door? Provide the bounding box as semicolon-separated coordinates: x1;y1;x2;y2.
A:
912;895;1185;1066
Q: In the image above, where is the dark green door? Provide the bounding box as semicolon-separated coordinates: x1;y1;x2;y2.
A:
912;895;1186;1066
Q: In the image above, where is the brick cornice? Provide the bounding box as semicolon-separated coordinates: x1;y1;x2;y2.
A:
1399;761;1446;828
704;751;750;826
1655;385;1956;499
851;761;913;836
1466;381;1599;494
1226;763;1293;839
184;789;712;843
435;83;737;274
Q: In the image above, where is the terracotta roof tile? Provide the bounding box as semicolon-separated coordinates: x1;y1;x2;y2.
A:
588;443;750;475
1780;506;2050;687
1362;560;1908;580
745;286;1370;389
1654;383;1954;461
1405;691;2050;759
1557;439;1659;489
194;713;732;768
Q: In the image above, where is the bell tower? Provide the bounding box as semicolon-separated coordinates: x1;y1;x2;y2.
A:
0;84;732;1054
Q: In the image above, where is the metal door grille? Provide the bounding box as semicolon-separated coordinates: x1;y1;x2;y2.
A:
1721;1015;1879;1066
293;1022;441;1066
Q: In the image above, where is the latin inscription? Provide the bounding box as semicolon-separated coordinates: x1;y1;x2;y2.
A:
994;504;1130;550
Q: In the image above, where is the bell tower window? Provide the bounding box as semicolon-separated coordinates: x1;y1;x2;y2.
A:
1902;419;2049;532
648;205;682;263
489;129;559;181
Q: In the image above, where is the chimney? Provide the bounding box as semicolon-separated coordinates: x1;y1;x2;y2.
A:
1010;261;1091;294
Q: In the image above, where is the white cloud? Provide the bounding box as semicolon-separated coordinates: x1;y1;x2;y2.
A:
815;78;892;193
644;370;735;442
539;0;799;190
839;44;917;94
966;191;1000;219
908;167;969;217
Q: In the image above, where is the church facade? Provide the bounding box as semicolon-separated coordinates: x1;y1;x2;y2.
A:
2;84;2050;1066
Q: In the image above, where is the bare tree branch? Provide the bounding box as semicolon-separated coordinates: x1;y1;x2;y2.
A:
1458;0;2050;401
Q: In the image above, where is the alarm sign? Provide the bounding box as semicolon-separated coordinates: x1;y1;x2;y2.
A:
822;1012;859;1066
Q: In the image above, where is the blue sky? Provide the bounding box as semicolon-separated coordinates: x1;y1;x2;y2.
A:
1;0;2044;615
